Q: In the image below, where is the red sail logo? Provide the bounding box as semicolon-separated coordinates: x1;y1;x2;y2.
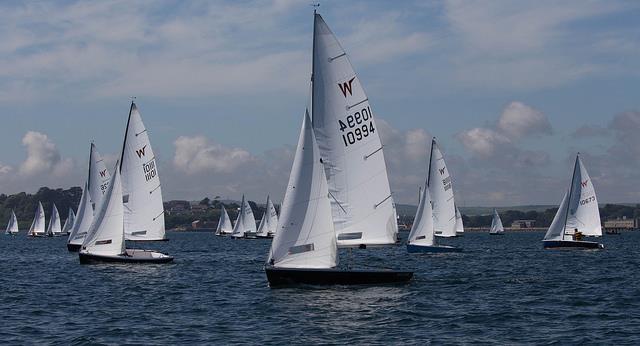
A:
136;145;147;158
338;77;356;98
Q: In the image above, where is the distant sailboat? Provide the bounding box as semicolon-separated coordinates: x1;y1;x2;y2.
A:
265;110;412;287
311;11;398;248
543;154;603;249
5;210;19;235
46;204;62;237
489;209;505;235
79;162;173;264
215;205;234;236
119;102;167;241
407;167;462;253
61;208;75;235
455;207;465;236
67;143;111;251
27;202;46;237
428;138;458;238
256;196;278;238
231;195;257;239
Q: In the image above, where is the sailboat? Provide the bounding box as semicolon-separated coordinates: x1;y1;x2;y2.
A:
215;205;234;236
61;208;75;235
67;143;111;251
46;203;62;237
79;162;173;264
489;209;505;235
27;202;46;237
427;138;458;238
311;11;398;248
256;196;278;238
265;111;412;287
120;102;167;241
455;207;464;236
5;210;19;235
407;168;462;253
230;195;257;239
543;153;603;249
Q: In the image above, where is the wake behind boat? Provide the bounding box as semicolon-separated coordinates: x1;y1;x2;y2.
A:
79;161;173;264
542;154;604;250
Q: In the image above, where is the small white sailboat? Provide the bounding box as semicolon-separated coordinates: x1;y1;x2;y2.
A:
265;110;412;287
256;196;278;238
543;153;603;249
407;172;462;253
79;162;173;264
311;11;398;248
120;102;167;241
428;138;458;238
61;208;75;235
68;143;111;251
215;205;234;236
455;207;464;236
27;202;46;237
230;195;257;239
489;209;505;235
46;203;62;237
5;210;19;235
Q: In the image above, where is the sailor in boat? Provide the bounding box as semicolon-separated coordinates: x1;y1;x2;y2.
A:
573;229;583;241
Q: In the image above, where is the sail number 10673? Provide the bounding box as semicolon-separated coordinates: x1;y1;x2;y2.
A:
338;106;375;147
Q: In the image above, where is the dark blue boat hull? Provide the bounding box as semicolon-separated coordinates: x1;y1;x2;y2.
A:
543;240;604;249
406;244;463;253
265;266;413;287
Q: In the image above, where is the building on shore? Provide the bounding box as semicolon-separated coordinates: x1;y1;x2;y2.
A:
603;217;637;232
511;220;536;229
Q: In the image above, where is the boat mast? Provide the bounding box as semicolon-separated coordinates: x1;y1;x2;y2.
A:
87;142;94;191
426;137;435;187
310;5;318;127
562;154;579;241
119;99;135;173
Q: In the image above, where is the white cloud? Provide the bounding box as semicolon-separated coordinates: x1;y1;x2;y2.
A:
456;127;511;157
497;101;552;138
19;131;73;177
173;136;254;175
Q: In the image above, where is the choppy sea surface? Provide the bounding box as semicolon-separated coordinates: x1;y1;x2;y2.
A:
1;231;639;345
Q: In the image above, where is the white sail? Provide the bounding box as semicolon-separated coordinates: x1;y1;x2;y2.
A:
311;13;397;247
68;183;93;245
215;205;234;235
544;190;569;241
407;186;436;246
269;110;337;268
81;163;125;256
6;210;19;234
428;138;457;237
257;196;278;237
565;155;602;237
231;195;256;238
46;204;62;236
28;202;46;236
489;209;505;234
89;142;111;210
62;208;76;234
119;102;166;241
455;207;465;234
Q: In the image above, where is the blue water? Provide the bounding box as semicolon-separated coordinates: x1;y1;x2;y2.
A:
1;231;639;344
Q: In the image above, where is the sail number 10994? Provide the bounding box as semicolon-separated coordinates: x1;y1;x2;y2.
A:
338;106;375;147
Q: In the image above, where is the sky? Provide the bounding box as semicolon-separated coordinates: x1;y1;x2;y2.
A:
0;0;639;206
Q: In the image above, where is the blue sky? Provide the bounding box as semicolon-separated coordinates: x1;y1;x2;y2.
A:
0;0;639;206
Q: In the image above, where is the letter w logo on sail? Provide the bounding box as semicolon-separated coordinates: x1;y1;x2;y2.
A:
581;180;588;188
439;167;446;175
136;145;147;158
99;170;107;177
338;77;356;98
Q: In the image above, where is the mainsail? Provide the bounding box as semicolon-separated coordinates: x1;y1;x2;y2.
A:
428;138;457;237
544;154;602;240
46;204;62;236
215;205;234;235
119;102;166;241
5;210;19;234
231;195;256;238
311;13;397;247
268;110;337;268
407;185;436;247
489;209;505;234
82;162;125;256
256;196;278;237
455;207;465;234
27;202;46;236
